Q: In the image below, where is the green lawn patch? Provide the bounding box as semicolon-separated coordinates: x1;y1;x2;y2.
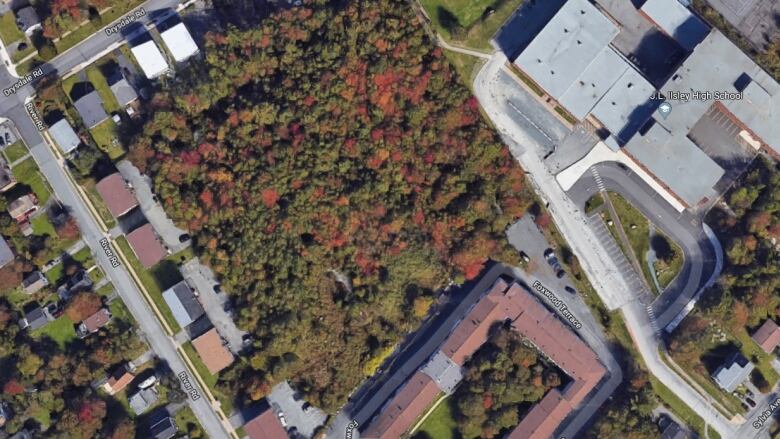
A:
90;119;125;160
109;297;136;326
89;266;105;283
115;235;182;333
11;43;35;63
174;406;207;438
554;106;577;125
61;74;80;99
443;49;484;91
652;232;684;290
584;194;604;215
86;61;121;113
53;0;147;53
12;157;52;204
31;214;57;238
16;55;42;75
31;315;78;348
71;246;92;264
44;262;64;285
0;13;25;45
606;191;658;294
3;141;29;163
414;396;459;439
421;0;525;50
97;282;115;297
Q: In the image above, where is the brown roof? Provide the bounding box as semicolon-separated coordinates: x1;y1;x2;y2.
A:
82;308;111;333
361;371;441;439
104;367;134;395
508;389;571;439
752;320;780;353
192;328;234;374
96;173;138;217
8;194;37;220
126;224;167;268
244;408;288;439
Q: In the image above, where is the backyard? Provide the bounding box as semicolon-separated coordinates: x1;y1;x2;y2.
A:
12;157;52;204
413;396;459;439
91;119;125;160
31;315;78;349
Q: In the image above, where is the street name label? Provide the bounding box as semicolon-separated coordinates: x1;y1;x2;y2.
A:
754;397;780;429
3;68;44;96
178;371;202;401
532;280;582;329
105;8;147;35
26;102;44;131
99;238;121;267
345;421;359;439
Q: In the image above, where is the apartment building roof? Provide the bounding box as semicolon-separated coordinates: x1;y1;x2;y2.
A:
126;223;167;268
96;173;138;218
360;371;441;439
192;328;234;374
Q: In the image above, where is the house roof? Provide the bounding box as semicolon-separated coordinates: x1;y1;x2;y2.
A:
74;90;109;128
15;7;40;31
126;224;166;268
192;328;234;374
162;280;204;328
640;0;709;51
105;367;134;394
752;320;780;353
360;371;441;439
48;119;81;153
244;408;288;439
131;41;169;79
514;0;619;99
8;194;36;219
129;387;159;415
160;22;199;63
22;271;47;292
0;159;16;191
0;236;13;268
109;77;138;107
24;307;49;330
96;173;137;218
149;416;177;439
82;308;111;333
713;352;754;392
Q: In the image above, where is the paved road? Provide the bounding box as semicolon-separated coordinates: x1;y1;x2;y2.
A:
473;52;739;438
567;162;721;330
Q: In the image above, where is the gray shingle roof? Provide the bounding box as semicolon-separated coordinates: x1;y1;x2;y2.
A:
0;236;13;268
162;281;203;328
74;91;108;128
110;78;138;107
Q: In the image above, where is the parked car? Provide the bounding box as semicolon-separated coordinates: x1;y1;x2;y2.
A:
746;397;756;408
564;286;576;294
178;233;190;243
277;411;288;427
556;270;565;279
519;251;530;263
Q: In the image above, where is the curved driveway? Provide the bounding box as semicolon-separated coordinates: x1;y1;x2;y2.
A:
567;162;719;330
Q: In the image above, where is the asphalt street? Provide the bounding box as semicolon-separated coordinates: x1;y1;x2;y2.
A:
473;52;739;438
0;0;232;437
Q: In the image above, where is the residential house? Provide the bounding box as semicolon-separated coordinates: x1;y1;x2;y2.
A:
107;69;139;108
77;308;111;337
96;173;137;218
7;193;37;222
661;421;690;439
126;223;167;268
57;269;93;301
0;236;14;269
0;158;17;192
751;319;780;354
712;352;754;392
192;328;234;374
22;270;48;294
102;365;134;395
244;404;288;439
160;21;199;63
73;90;109;129
131;40;169;79
149;416;177;439
129;387;159;415
48;119;81;154
19;305;53;330
15;6;40;36
162;280;203;328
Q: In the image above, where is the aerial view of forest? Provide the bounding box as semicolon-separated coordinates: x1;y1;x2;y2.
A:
128;0;531;410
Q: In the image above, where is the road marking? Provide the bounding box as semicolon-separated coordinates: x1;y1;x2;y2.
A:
590;168;606;192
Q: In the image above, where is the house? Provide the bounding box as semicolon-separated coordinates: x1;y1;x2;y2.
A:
149;416;177;439
752;319;780;354
15;6;41;36
126;223;167;268
244;405;288;439
102;365;134;395
192;328;234;374
22;270;49;294
74;90;109;129
7;194;37;222
712;352;754;392
129;387;159;415
77;308;111;337
160;22;199;63
96;173;138;218
162;280;204;328
19;306;53;330
48;119;81;154
107;69;139;107
0;158;17;192
661;421;690;439
131;40;169;79
57;269;93;301
0;236;14;268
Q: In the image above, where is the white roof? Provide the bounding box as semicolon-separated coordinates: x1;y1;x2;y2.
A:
160;23;199;63
641;0;709;51
591;66;656;141
558;47;628;120
48;119;81;153
131;41;169;79
514;0;619;99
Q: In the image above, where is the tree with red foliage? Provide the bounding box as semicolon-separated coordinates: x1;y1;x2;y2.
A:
65;292;102;322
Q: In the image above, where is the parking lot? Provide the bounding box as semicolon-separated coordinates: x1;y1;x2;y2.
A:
267;381;327;439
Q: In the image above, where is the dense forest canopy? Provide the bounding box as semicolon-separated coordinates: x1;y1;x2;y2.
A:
128;0;530;409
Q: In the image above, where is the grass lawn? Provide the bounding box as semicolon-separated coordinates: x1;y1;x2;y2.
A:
181;342;234;414
115;235;182;333
3;141;29;163
31;315;78;348
584;193;604;215
174;406;207;438
420;0;496;30
52;0;147;52
421;0;525;50
97;282;115;297
109;297;136;326
44;262;64;285
443;50;485;91
12;157;52;204
0;13;25;45
72;246;93;264
83;178;117;228
652;232;684;290
86;61;121;113
61;74;80;99
16;55;42;75
90;119;125;160
651;376;721;439
11;43;35;63
89;266;105;283
606;191;659;294
414;396;459;439
31;214;57;237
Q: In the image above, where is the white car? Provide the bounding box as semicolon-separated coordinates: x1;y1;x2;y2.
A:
277;411;288;428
